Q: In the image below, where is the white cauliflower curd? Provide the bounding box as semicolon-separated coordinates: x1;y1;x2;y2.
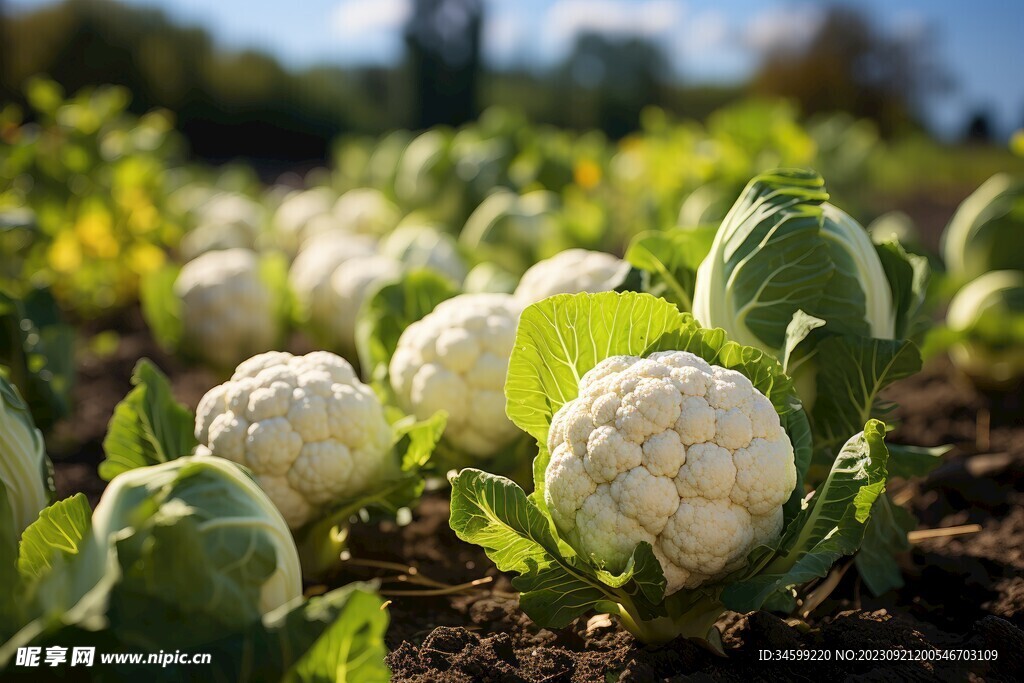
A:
287;231;382;351
390;294;521;458
194;351;393;529
514;249;629;304
175;248;278;368
545;351;796;593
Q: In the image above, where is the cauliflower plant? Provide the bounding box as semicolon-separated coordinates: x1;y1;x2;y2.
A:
274;187;337;252
288;230;379;349
380;224;466;284
514;249;629;305
333;188;402;236
545;351;795;594
390;294;521;458
194;351;393;529
175;249;279;369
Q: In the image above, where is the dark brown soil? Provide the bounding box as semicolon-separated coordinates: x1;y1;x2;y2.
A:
51;313;1024;681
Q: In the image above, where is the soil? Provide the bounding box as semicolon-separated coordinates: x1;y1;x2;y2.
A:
50;312;1024;682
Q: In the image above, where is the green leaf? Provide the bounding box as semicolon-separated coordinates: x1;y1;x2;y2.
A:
0;287;74;431
448;468;561;574
279;585;390;683
355;268;458;391
505;292;689;447
875;240;931;342
854;494;916;596
100;359;198;480
260;250;294;337
514;564;611;629
0;480;21;640
392;409;447;472
886;443;950;479
17;494;91;583
810;337;921;466
139;265;183;351
722;420;889;612
782;310;826;375
624;227;717;311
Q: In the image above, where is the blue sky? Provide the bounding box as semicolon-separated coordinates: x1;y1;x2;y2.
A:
8;0;1024;137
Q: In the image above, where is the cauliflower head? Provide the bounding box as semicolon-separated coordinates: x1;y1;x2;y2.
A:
326;255;403;353
175;249;279;368
380;224;466;284
515;249;629;304
390;293;522;458
194;351;394;529
288;231;378;343
333;188;402;236
544;351;796;594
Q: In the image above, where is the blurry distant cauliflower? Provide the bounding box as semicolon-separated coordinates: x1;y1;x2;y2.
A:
333;188;402;236
545;351;796;594
273;187;336;252
175;248;279;368
194;351;394;529
380;224;466;284
514;248;629;304
180;192;264;260
289;231;377;339
390;294;521;458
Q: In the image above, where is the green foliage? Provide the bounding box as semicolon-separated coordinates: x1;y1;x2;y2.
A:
100;360;197;481
0;287;74;431
624;227;717;311
355;268;458;393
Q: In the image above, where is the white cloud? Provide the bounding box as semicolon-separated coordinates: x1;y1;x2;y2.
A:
483;9;529;64
544;0;685;50
331;0;412;38
744;5;823;52
683;9;728;54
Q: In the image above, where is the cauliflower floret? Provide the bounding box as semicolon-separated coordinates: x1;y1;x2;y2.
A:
195;351;394;529
514;249;630;305
174;248;279;368
380;224;467;284
390;293;522;458
544;350;796;594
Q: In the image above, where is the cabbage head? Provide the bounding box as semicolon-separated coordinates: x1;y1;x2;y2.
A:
941;173;1024;284
90;456;303;622
946;270;1024;389
0;376;53;534
692;169;928;462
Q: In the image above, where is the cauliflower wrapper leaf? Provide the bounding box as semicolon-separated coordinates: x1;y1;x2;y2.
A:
546;351;796;595
195;351;394;530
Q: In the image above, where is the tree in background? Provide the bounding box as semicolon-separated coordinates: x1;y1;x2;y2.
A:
404;0;483;129
557;33;671;138
750;6;951;135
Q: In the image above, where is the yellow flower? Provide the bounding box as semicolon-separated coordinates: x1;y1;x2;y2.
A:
1011;129;1024;157
128;242;166;274
48;231;82;272
75;211;119;259
574;159;602;190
